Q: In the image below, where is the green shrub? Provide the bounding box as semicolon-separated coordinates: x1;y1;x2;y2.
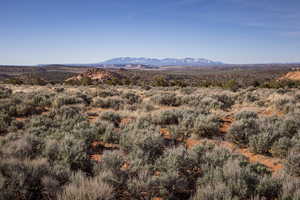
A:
199;96;221;109
93;89;120;98
249;132;274;154
223;79;240;91
280;172;300;200
53;95;83;108
227;118;259;146
0;113;11;135
151;93;181;107
94;120;118;144
8;119;24;132
0;87;12;98
180;87;195;95
192;114;220;138
126;169;154;199
122;92;141;104
120;127;163;163
53;135;91;172
273;96;295;113
100;111;122;127
31;93;52;107
129;130;164;164
256;176;282;199
16;103;41;117
100;151;125;172
192;182;231;200
277;114;300;138
153;76;169;87
54;87;65;93
154;146;195;198
211;93;235;110
26;115;57;138
92;97;124;110
52;106;84;122
0;159;60;200
98;151;129;191
286;147;300;176
133;114;153;129
4;134;44;159
152;169;190;198
139;103;155;112
235;111;258;120
194;159;280;200
44;139;61;163
3;77;23;85
271;137;291;158
75;93;92;105
153;110;181;125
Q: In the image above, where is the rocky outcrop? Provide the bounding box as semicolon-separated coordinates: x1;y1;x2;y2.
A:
65;68;124;83
278;71;300;81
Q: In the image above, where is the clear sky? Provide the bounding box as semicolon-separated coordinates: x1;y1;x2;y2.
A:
1;0;300;65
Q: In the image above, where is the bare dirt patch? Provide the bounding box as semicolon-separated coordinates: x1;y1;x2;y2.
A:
219;114;234;134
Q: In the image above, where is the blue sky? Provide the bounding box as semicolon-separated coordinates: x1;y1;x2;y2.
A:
0;0;300;65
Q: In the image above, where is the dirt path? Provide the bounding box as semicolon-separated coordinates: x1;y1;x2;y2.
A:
186;138;283;172
186;112;284;173
158;108;284;173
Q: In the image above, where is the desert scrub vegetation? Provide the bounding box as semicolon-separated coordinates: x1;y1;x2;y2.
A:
58;172;114;200
53;95;84;108
121;92;141;105
227;112;300;157
92;97;124;110
191;114;221;138
151;92;182;106
0;86;12;98
181;90;235;111
0;84;300;200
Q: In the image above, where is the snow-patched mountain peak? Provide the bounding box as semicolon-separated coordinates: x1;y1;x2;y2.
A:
101;57;223;66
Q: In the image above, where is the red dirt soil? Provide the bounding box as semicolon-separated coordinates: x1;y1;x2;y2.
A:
15;117;26;121
259;109;284;117
160;128;173;140
120;117;135;126
219;115;234;134
91;141;119;149
90;154;102;162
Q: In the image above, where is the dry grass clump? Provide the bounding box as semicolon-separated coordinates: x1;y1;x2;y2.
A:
59;172;114;200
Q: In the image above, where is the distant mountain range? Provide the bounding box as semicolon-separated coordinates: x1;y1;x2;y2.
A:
100;57;224;66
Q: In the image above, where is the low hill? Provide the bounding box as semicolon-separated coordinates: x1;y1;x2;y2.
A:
65;68;126;84
278;70;300;81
